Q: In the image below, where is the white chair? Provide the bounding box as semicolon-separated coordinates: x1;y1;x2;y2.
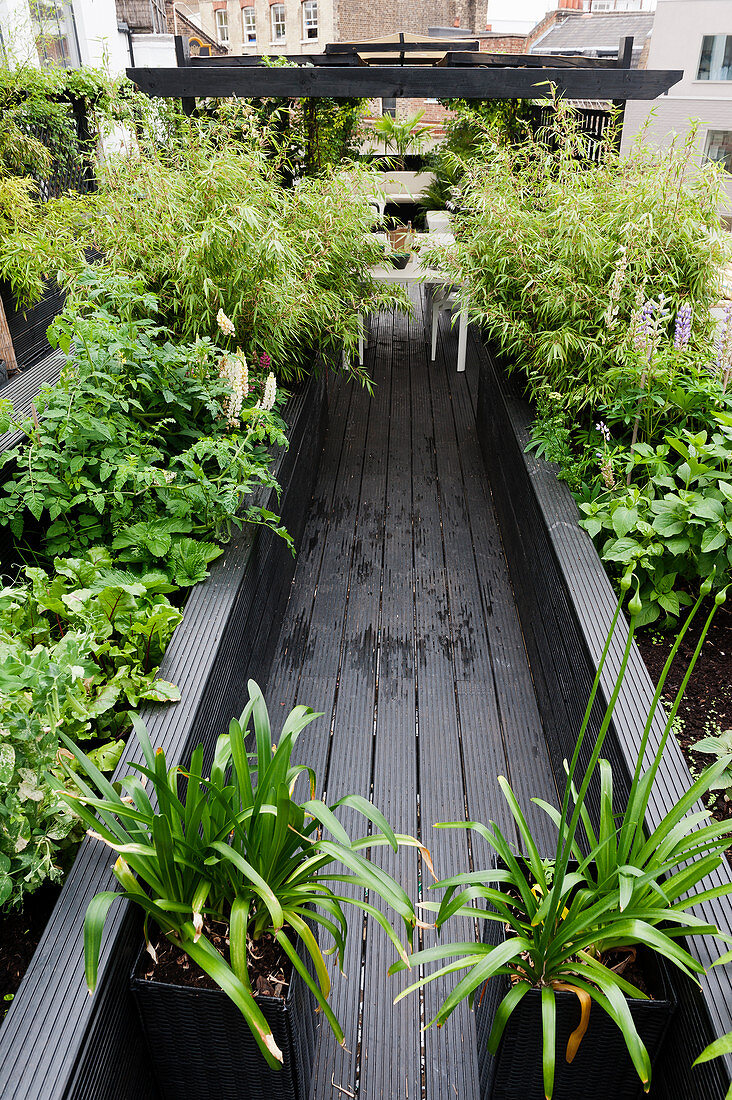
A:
426;210;452;233
430;286;460;361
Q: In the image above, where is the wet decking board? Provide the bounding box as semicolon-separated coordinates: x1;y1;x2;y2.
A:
264;291;558;1100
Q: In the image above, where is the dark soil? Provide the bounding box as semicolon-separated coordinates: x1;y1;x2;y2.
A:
601;946;659;999
137;919;293;1001
635;599;732;859
0;883;61;1022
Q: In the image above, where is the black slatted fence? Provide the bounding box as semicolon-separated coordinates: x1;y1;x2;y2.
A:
528;103;614;162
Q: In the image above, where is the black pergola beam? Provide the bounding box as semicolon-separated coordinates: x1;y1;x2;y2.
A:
188;53;361;66
444;50;619;69
127;64;682;101
325;40;479;53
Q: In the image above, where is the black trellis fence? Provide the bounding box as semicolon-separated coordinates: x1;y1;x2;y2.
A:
527;103;615;163
27;95;97;199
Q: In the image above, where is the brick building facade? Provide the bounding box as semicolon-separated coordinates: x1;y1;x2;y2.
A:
333;0;478;41
188;0;484;57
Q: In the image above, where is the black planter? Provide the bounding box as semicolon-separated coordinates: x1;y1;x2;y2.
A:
131;940;317;1100
390;252;411;269
475;867;676;1100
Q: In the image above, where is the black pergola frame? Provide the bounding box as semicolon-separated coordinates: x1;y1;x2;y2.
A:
127;34;682;104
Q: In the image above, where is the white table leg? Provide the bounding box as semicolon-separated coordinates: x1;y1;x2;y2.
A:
431;299;440;361
457;302;468;373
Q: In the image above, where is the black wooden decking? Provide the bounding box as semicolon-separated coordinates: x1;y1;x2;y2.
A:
264;291;560;1100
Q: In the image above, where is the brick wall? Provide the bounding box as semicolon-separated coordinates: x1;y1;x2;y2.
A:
479;32;529;53
334;1;478;41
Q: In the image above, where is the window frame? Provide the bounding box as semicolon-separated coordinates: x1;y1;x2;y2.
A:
704;129;732;174
242;4;256;43
697;33;732;81
214;7;229;44
270;2;286;41
302;0;318;41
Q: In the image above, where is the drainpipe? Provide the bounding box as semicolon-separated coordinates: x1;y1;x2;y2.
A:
118;20;134;65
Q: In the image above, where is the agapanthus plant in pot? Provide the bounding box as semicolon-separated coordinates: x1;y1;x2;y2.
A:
390;576;732;1100
55;681;427;1100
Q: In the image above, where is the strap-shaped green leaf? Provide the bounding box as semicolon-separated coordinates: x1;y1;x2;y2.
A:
541;986;556;1100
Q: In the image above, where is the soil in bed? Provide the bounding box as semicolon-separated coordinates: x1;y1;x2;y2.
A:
137;919;293;1000
0;883;61;1022
636;597;732;860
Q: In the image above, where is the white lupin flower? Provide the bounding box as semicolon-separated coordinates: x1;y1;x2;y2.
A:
216;308;236;337
262;371;277;411
255;372;278;413
219;351;249;427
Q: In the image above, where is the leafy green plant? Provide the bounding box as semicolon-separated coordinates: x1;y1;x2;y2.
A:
692;954;732;1100
579;420;732;623
390;580;732;1098
525;387;596;493
693;727;732;800
0;279;288;570
57;681;426;1068
372;110;431;170
0;716;77;909
0;546;182;909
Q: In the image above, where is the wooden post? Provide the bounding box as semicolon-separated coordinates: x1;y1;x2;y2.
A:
612;35;634;150
174;34;196;117
0;292;18;376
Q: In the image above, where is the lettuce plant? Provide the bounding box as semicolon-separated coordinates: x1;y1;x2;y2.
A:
390;580;732;1099
57;681;427;1069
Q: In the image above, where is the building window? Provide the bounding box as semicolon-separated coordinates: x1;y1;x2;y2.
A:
302;0;317;40
271;3;285;40
242;5;256;42
381;98;397;118
215;8;229;43
30;0;80;67
698;35;732;80
705;130;732;174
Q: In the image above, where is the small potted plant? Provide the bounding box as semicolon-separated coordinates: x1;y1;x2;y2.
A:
387;224;414;268
391;577;732;1100
57;681;428;1100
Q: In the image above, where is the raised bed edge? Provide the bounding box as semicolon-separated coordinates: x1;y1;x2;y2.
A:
477;348;732;1100
0;368;328;1100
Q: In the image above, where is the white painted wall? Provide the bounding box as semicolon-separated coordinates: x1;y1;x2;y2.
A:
622;0;732;216
0;0;178;73
75;0;129;69
130;30;176;65
0;0;40;65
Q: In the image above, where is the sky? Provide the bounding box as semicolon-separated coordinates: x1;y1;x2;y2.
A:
485;0;555;30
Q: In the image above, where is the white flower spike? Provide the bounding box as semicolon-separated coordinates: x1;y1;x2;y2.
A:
216;309;236;337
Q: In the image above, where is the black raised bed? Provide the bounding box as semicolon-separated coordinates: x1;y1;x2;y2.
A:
476;348;732;1100
0;366;328;1100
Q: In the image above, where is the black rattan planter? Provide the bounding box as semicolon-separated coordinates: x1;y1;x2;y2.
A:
474;867;676;1100
131;940;317;1100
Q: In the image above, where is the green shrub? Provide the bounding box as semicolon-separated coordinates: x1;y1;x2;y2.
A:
579;419;732;624
0;276;288;568
0;546;183;908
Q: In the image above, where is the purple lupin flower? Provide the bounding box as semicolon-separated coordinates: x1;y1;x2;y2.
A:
674;303;692;349
632;299;655;350
259;353;271;371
